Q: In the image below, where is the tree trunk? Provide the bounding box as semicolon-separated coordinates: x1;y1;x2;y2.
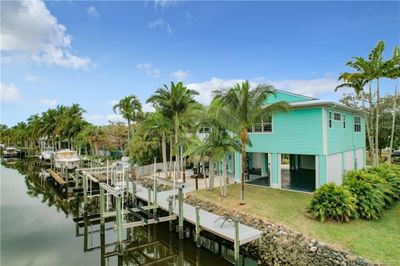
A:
361;92;373;160
209;160;214;190
368;82;375;161
127;119;131;152
161;131;168;179
375;79;380;166
240;127;247;205
223;158;227;197
388;80;398;164
175;115;180;180
169;135;173;179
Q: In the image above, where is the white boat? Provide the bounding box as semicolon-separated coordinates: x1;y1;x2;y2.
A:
3;147;20;158
54;149;80;170
40;147;54;161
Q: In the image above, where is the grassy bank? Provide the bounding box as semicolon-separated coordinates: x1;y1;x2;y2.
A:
191;184;400;264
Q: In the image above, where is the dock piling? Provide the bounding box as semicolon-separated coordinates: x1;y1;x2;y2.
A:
234;220;240;263
195;205;201;247
178;187;184;239
168;197;173;232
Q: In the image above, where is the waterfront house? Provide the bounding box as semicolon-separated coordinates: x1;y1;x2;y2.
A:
223;90;366;192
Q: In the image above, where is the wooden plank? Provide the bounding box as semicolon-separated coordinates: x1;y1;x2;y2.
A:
122;215;177;229
47;169;66;185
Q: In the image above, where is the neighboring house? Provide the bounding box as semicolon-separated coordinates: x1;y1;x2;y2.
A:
224;90;365;192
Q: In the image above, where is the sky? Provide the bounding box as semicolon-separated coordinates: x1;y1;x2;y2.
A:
1;0;399;126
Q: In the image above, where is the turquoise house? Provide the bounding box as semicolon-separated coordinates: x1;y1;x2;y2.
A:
226;90;365;192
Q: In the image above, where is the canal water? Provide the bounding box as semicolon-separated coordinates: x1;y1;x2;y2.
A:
1;159;253;266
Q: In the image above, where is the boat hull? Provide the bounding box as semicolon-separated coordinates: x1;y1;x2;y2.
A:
55;160;80;170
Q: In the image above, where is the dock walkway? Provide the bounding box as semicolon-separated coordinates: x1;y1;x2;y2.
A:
134;185;263;246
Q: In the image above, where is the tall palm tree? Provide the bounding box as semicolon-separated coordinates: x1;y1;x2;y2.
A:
146;111;173;179
213;81;289;204
147;82;199;180
113;95;143;145
385;46;400;163
336;73;374;157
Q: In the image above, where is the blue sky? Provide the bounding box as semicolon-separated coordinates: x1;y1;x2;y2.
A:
1;1;399;126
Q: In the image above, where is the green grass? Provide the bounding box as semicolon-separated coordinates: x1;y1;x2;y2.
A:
191;184;400;264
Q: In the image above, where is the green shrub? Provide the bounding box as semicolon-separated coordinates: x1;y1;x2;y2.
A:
343;170;386;220
366;165;400;206
307;183;357;223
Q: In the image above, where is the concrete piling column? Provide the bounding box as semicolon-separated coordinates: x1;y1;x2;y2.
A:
178;187;184;239
168;197;173;232
115;196;123;254
234;220;240;263
195;205;201;247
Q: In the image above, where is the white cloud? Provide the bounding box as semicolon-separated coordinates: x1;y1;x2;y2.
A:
152;0;178;9
187;77;341;105
143;102;155;113
187;77;252;105
107;99;119;106
0;83;22;103
24;74;39;82
269;78;339;97
170;70;190;81
85;113;125;125
87;6;99;18
1;0;91;69
148;18;172;34
39;98;57;107
136;63;161;78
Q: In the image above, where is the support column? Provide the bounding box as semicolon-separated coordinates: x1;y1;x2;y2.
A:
260;153;267;176
271;153;281;189
318;155;327;186
234;152;241;181
168;197;173;232
234;220;240;264
178;187;184;239
195;205;201;247
115;196;122;253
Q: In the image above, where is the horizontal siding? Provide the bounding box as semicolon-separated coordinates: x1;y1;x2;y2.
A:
247;107;323;155
327;108;365;154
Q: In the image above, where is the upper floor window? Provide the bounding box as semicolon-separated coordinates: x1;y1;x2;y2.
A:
334;112;341;121
354;117;361;132
328;112;332;128
248;116;272;133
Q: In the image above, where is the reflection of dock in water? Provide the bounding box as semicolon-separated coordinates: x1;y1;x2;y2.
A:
39;163;261;265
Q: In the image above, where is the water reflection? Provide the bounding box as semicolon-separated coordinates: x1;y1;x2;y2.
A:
1;159;234;266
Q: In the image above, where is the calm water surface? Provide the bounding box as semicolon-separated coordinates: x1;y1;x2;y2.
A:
0;159;238;266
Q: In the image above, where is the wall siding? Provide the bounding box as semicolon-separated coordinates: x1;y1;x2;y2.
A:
327;109;365;154
326;153;343;185
247;108;323;155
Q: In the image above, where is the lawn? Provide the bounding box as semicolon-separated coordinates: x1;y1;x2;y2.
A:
191;184;400;264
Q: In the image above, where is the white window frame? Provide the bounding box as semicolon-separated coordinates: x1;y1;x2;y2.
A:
248;116;273;134
354;116;361;132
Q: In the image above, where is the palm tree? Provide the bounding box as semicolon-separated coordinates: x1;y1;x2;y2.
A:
146;111;173;179
336;73;374;157
213;81;289;204
113;95;143;145
385;46;400;163
147;82;199;180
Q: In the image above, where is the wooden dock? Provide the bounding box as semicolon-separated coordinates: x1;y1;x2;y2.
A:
134;185;263;246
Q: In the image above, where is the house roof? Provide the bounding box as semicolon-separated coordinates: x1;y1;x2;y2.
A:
288;99;363;113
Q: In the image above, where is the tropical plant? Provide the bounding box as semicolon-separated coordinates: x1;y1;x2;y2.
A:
343;170;386;220
307;183;357;223
147;81;200;179
113;95;143;145
213;81;289;204
366;165;400;205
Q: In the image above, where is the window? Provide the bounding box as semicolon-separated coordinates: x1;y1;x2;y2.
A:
354;116;361;132
328;112;332;128
334;112;341;121
248;116;272;133
343;114;346;128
